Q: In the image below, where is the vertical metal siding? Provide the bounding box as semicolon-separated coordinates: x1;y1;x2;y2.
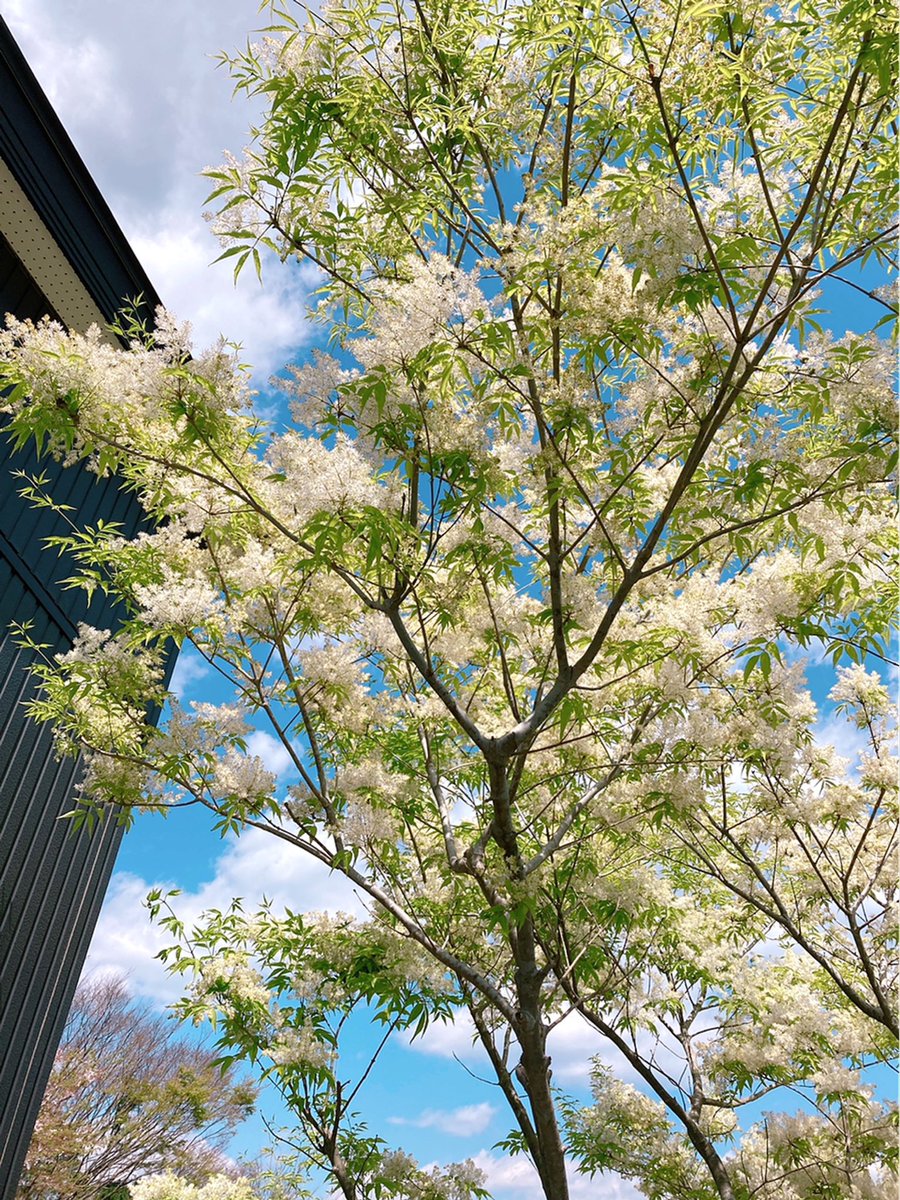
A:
0;235;158;1199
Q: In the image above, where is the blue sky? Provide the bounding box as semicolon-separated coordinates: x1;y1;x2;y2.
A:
5;4;894;1197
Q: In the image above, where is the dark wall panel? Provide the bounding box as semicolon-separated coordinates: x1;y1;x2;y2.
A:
0;456;144;1195
0;584;121;1186
0;19;168;1198
0;190;160;1200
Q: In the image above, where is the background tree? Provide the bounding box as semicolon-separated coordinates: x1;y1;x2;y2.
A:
0;0;896;1197
17;977;256;1200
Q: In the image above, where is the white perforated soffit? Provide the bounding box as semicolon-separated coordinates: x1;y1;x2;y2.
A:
0;157;114;342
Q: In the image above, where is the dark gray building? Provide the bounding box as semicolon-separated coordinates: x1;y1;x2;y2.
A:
0;20;165;1198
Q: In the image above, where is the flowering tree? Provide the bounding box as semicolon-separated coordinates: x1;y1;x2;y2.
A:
1;0;897;1197
17;977;256;1200
130;1172;261;1200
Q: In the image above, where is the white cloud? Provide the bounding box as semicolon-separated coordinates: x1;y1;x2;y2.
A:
814;709;869;771
404;1008;484;1063
389;1103;496;1137
404;1005;689;1103
4;0;317;382
84;871;174;1002
471;1152;641;1200
86;824;365;1006
129;209;318;381
168;649;210;701
5;0;255;209
547;1012;604;1085
245;729;296;778
31;33;120;124
405;1008;606;1089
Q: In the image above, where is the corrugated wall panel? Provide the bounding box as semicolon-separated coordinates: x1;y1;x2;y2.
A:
0;506;133;1192
0;20;171;1190
0;233;163;1198
0;468;150;1190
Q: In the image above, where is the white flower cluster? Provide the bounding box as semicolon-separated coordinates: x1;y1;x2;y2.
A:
204;149;275;246
734;1105;896;1200
134;566;223;633
295;640;378;731
52;624;164;774
277;349;359;428
56;623;114;666
209;749;276;806
377;928;454;994
588;861;673;916
153;703;251;799
196;953;272;1009
0;311;250;472
859;752;898;792
733;549;803;639
264;432;389;526
222;542;278;597
340;799;398;847
131;1174;256;1200
268;1023;334;1070
77;751;154;809
703;951;870;1085
376;1151;486;1200
829;664;893;725
494;190;606;279
151;309;194;360
355;254;485;369
609;183;702;296
573;1063;705;1192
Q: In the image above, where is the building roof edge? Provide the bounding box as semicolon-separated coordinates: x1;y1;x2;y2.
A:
0;16;162;328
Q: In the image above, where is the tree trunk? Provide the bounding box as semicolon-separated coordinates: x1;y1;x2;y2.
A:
487;759;570;1200
684;1126;735;1200
514;948;570;1200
